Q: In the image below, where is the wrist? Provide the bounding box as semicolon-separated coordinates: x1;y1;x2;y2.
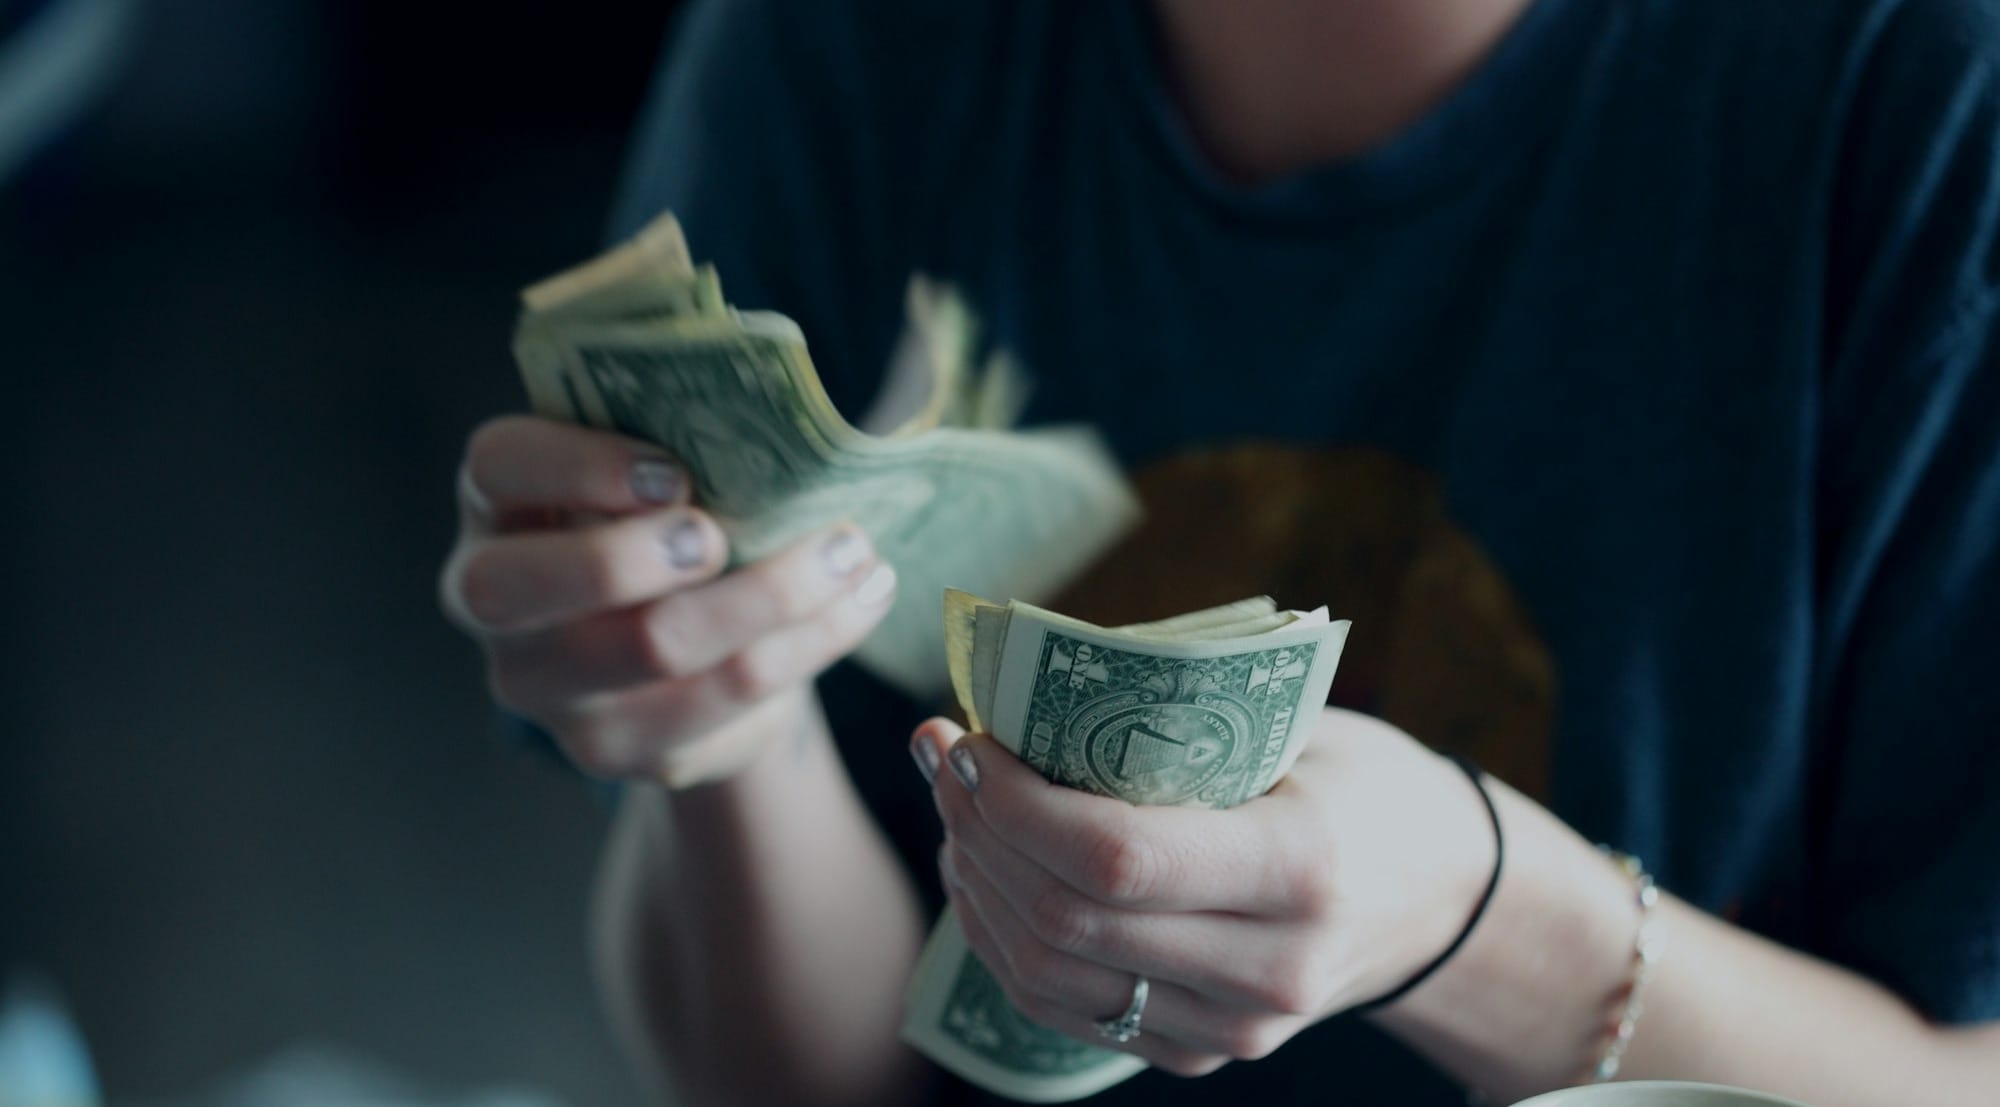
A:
1349;753;1504;1014
649;688;840;872
1367;778;1637;1100
653;686;820;793
1322;715;1506;1010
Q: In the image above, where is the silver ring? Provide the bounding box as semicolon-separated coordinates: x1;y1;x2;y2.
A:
1094;975;1149;1043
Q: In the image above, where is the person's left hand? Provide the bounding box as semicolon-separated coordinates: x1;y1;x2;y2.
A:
913;707;1496;1077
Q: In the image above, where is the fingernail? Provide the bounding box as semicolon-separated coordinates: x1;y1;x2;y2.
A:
947;743;980;793
662;517;707;569
630;459;683;505
940;845;965;890
854;563;897;607
821;528;867;576
911;732;941;785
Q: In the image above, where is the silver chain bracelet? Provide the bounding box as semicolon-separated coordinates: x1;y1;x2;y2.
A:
1591;848;1664;1083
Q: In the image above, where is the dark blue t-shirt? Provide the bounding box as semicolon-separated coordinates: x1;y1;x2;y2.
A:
610;0;2000;1101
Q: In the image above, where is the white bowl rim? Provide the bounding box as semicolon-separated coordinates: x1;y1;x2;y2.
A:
1508;1081;1815;1107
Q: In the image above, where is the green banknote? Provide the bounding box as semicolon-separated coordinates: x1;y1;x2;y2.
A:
907;592;1350;1101
510;214;1139;698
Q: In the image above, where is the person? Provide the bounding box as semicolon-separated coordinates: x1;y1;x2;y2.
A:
437;1;2000;1104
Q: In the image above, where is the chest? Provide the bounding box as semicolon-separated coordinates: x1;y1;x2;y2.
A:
922;126;1831;905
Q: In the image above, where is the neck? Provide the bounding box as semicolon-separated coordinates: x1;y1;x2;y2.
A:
1151;0;1538;182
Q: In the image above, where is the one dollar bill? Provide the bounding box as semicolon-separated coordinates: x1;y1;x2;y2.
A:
905;591;1350;1101
509;214;1141;699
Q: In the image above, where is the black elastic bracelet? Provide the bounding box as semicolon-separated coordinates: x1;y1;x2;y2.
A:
1350;753;1504;1014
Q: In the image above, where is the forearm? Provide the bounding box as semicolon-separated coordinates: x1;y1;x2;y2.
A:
1372;776;2000;1106
1618;895;1997;1105
591;690;931;1107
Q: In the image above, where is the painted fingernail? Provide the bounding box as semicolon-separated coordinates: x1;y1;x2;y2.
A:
947;743;980;793
662;517;707;569
911;731;941;785
854;563;897;607
940;845;965;890
630;459;683;505
821;528;866;576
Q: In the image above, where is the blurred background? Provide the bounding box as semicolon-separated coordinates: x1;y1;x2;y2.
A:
1;0;689;1101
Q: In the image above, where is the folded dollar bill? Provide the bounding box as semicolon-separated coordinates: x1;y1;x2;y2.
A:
905;591;1350;1101
510;214;1140;698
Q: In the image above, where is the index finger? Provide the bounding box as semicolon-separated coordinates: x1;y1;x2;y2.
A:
463;415;686;527
931;728;1296;915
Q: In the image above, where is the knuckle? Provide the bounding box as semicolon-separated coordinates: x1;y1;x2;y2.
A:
1159;1052;1228;1079
1079;827;1160;906
1006;941;1067;1003
632;609;692;682
716;642;785;703
464;418;526;490
1248;963;1320;1018
555;716;629;777
450;547;519;630
744;554;819;625
1026;885;1097;956
1007;989;1064;1033
1222;1019;1289;1061
1285;852;1339;918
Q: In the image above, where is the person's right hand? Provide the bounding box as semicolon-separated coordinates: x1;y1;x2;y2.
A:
438;416;899;787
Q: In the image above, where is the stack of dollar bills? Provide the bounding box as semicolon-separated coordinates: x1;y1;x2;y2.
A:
511;214;1140;697
903;590;1350;1101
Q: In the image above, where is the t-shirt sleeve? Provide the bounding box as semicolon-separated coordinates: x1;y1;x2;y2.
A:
1812;0;2000;1025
